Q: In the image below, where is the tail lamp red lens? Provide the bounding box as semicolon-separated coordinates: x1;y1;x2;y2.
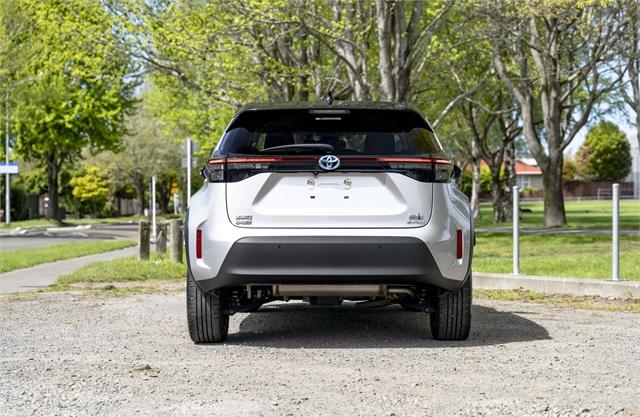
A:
202;156;453;183
456;229;463;259
196;229;203;259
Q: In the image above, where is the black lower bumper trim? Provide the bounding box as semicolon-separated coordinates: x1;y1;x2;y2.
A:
195;236;463;293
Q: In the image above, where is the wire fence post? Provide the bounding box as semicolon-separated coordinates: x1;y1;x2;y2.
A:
169;219;183;263
611;183;620;281
512;185;520;276
138;220;150;261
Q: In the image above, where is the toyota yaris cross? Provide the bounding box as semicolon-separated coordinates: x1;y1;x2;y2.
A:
186;102;473;343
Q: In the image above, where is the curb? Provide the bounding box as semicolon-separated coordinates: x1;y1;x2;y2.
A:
474;272;640;299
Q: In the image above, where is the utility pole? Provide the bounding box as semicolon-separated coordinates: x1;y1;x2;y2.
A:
5;91;10;225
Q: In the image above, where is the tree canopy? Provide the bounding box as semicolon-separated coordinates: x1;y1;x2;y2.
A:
1;0;638;224
4;0;136;220
578;121;632;182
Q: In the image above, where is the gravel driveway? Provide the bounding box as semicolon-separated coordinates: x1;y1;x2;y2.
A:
1;291;639;417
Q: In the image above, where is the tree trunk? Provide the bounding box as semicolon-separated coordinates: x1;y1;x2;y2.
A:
134;177;145;216
636;121;640;199
375;0;394;101
469;125;482;219
298;32;310;101
470;158;481;219
503;140;516;219
489;168;506;223
46;156;60;222
158;177;170;213
542;155;566;227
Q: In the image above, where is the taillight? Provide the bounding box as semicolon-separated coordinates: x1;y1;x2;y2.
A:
456;229;463;259
375;157;452;183
202;156;453;183
196;229;203;259
203;158;225;182
203;156;316;183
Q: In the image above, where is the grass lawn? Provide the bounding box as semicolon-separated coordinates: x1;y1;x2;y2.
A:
475;199;640;229
0;240;136;274
53;253;186;291
474;289;640;313
0;214;182;230
474;232;640;280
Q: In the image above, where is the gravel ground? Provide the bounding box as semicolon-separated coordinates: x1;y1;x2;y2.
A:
1;291;639;417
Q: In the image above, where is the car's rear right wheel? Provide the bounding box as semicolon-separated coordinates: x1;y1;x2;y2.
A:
187;272;229;343
429;275;472;340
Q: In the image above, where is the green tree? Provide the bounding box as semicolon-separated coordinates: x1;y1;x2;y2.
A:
8;1;136;222
92;95;181;215
562;157;581;182
487;2;626;226
578;122;632;182
69;166;109;217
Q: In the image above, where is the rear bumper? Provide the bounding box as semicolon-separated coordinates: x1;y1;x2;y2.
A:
194;236;464;293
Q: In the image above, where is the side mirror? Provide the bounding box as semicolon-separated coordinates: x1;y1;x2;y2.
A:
452;164;462;180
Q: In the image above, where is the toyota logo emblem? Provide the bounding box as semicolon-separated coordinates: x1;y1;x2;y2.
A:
318;155;340;171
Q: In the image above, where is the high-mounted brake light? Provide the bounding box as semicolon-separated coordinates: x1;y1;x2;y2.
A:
196;229;203;259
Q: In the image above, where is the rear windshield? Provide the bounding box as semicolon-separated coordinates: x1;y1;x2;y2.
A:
214;108;443;156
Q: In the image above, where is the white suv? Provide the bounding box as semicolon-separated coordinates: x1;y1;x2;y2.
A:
186;102;473;343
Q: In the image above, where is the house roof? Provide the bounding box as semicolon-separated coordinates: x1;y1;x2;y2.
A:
515;160;542;175
477;160;542;175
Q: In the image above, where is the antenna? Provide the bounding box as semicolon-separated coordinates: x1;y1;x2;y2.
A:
324;90;333;105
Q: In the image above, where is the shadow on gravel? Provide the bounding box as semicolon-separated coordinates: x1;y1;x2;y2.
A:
226;304;551;348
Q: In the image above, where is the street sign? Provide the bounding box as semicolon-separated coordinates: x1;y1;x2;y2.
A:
181;157;198;168
182;138;200;154
170;179;179;194
0;162;18;175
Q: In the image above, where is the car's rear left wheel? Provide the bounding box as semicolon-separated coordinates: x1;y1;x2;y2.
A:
187;272;229;343
429;274;472;340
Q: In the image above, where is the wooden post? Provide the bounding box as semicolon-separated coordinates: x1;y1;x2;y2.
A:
156;222;167;254
169;219;183;263
138;220;150;261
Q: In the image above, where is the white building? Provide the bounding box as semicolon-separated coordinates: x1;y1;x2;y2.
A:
515;159;543;190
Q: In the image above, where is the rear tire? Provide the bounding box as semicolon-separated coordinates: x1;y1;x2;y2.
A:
430;275;472;340
187;272;229;343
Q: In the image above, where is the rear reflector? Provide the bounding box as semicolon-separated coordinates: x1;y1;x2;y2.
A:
196;229;203;259
456;229;463;259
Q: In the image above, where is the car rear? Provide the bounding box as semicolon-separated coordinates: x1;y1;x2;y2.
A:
186;103;473;343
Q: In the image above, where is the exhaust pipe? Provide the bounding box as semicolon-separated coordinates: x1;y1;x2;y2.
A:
354;287;415;309
388;287;414;297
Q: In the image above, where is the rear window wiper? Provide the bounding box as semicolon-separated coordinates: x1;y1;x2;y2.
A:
262;143;334;154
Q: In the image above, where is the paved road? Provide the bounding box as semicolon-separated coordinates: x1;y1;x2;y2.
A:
0;293;638;416
0;224;138;252
0;246;137;294
0;236;105;251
